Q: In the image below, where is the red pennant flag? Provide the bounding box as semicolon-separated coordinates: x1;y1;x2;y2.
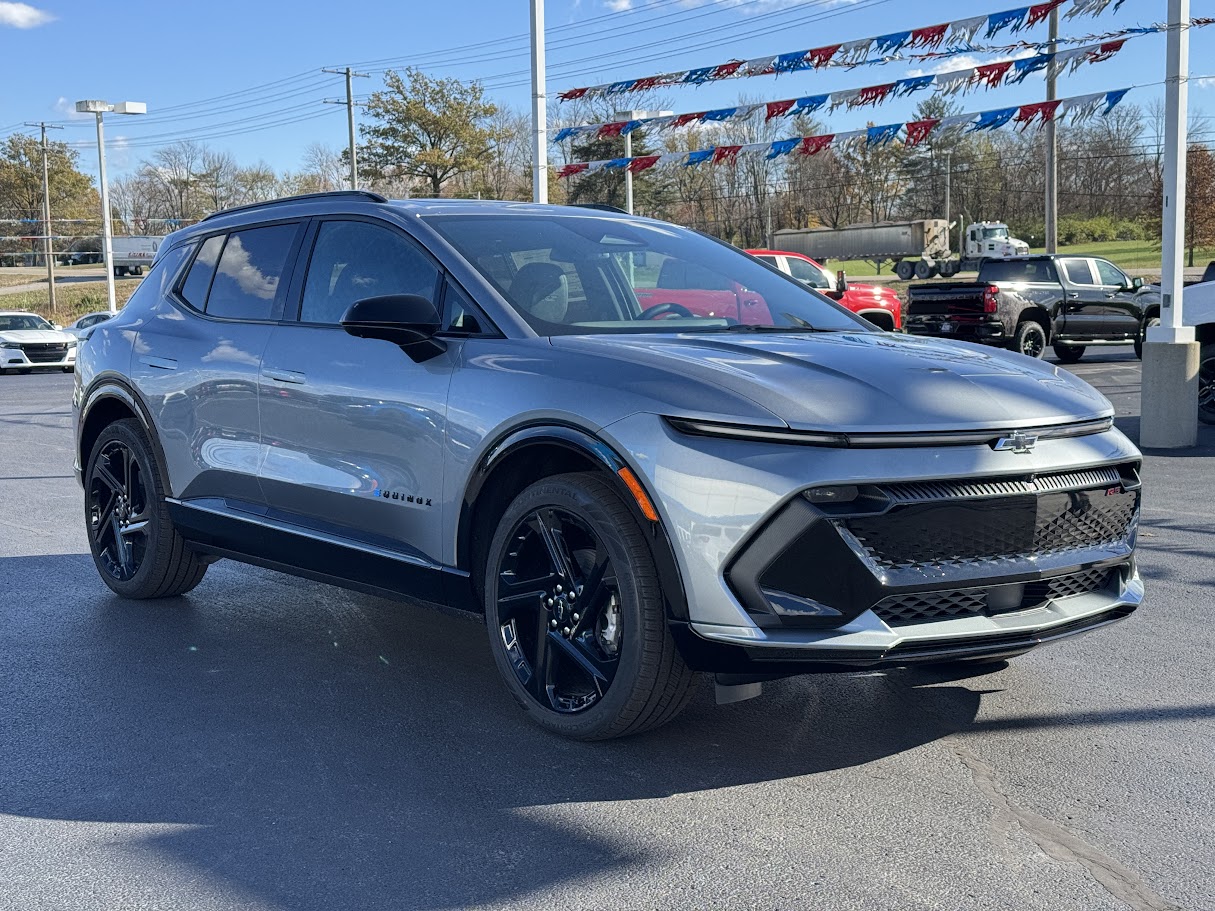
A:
974;61;1014;89
798;135;835;156
766;99;796;120
627;155;661;174
712;62;744;80
1026;0;1065;29
559;88;588;101
909;24;948;48
1014;100;1062;129
855;83;897;107
558;163;590;179
671;112;705;128
632;77;664;91
712;145;742;164
1091;39;1127;62
807;44;842;68
904;119;941;148
598;122;627;138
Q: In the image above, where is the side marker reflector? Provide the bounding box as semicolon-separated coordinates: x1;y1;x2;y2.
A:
617;468;660;522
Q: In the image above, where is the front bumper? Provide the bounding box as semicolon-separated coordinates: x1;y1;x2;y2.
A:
1;345;77;369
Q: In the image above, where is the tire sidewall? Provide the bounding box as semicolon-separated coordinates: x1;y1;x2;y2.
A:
1015;321;1047;358
484;475;655;740
1200;343;1215;425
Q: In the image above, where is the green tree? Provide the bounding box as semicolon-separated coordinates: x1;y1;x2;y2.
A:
360;68;498;197
565;128;668;214
0;134;97;256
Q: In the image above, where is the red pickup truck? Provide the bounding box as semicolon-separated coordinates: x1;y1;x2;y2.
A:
747;249;902;331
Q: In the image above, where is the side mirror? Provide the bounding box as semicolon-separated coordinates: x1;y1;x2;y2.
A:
1130;276;1144;291
836;269;848;294
341;294;446;362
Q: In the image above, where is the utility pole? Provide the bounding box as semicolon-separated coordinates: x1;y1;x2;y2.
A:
530;0;548;203
1044;7;1059;253
1142;0;1198;448
943;150;952;248
24;121;62;315
323;67;369;190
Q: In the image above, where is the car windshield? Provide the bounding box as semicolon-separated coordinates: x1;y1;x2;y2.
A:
0;314;52;331
983;226;1010;239
425;214;867;335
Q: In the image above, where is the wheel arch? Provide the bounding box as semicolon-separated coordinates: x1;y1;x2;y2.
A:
1016;306;1051;336
458;424;689;621
79;378;170;491
856;309;895;331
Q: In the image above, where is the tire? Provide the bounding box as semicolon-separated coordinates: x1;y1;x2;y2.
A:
1052;342;1086;364
914;260;935;280
132;266;144;276
1012;320;1047;359
1199;342;1215;426
484;472;697;740
939;260;960;278
1134;316;1160;359
895;260;915;281
84;418;208;599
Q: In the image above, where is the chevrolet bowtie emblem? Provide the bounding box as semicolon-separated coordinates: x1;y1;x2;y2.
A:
993;431;1039;454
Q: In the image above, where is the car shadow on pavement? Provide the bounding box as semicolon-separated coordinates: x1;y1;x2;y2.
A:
0;553;1091;910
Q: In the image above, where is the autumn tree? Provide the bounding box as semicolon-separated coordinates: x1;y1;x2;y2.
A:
359;68;498;197
0;134;97;257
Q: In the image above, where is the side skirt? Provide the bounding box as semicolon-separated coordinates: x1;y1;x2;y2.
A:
167;498;477;613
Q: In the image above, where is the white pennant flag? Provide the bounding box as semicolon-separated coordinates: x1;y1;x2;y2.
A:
1046;47;1084;81
837;38;874;65
1066;0;1115;19
937;113;978;134
743;56;776;76
657;152;686;168
741;141;771;156
1058;92;1106;124
935;69;974;96
646;116;678;132
829;88;863;111
833;129;868;151
949;15;987;45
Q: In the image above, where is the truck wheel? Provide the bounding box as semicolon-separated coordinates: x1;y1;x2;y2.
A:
938;260;959;278
1199;342;1215;426
914;261;936;280
484;472;696;740
1052;343;1085;364
895;261;915;281
132;266;143;276
1133;317;1160;359
1012;321;1047;359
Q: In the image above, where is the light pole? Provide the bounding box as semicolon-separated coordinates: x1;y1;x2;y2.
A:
612;110;672;215
530;0;547;203
76;100;147;313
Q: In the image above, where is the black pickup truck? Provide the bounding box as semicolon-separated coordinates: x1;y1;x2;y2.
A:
905;255;1161;362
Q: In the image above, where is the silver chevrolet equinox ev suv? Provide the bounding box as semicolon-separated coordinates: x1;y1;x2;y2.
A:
73;192;1144;740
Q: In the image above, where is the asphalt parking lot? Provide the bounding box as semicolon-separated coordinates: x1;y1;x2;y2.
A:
1;352;1212;911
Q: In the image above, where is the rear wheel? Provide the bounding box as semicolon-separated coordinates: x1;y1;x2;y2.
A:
1012;320;1047;359
914;260;935;280
938;260;960;278
484;472;696;740
895;260;915;281
85;419;208;599
1052;342;1086;364
1200;342;1215;426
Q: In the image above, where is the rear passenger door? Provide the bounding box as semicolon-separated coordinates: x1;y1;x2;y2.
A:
1056;257;1107;340
135;221;303;505
256;217;459;568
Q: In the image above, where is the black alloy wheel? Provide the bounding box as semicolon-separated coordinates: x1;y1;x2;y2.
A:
1014;320;1047;359
1052;342;1086;364
1134;316;1161;359
1200;344;1215;426
485;473;696;740
89;437;150;582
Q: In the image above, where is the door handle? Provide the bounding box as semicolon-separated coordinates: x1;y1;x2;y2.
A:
1066;293;1080;300
263;367;306;385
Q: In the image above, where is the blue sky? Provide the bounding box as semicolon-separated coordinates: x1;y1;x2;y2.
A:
2;0;1212;183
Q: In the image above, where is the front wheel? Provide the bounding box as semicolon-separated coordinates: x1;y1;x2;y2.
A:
1012;320;1047;359
1199;342;1215;426
1134;316;1160;359
484;472;696;740
1052;342;1086;364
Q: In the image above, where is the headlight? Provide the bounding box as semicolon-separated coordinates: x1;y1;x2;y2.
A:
66;338;78;347
0;342;20;350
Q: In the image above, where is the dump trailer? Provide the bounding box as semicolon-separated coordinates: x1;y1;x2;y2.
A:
110;236;164;277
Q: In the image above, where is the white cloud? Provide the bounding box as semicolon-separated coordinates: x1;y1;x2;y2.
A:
0;2;54;28
605;0;632;9
53;97;92;120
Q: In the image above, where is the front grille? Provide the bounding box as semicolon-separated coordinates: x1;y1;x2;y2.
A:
841;482;1137;574
21;343;67;363
872;566;1118;627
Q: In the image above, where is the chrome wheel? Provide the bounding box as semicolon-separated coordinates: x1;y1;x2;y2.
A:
496;507;622;714
88;440;151;581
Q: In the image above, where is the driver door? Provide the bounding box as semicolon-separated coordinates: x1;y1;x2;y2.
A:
1092;258;1142;341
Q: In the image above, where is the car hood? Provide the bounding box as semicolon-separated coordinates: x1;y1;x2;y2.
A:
551;330;1113;433
0;329;72;344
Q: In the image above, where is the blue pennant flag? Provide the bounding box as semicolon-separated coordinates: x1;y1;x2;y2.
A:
970;107;1020;132
793;94;829;114
774;51;809;74
683;67;714;85
621;120;645;135
607;80;636;95
766;139;800;159
701;107;739;123
1104;89;1131;113
685;149;714;167
553;127;577;142
895;75;935;96
867;123;903;146
873;31;911;55
1008;54;1051;85
986;7;1028;39
603;158;630;170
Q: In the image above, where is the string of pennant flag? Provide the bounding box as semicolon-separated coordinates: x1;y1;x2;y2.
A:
556;88;1132;179
553;38;1134;143
558;0;1135;101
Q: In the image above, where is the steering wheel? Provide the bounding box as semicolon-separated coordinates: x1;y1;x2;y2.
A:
639;302;695;320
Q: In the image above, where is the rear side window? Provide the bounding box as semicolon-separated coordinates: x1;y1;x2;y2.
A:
205;224;298;320
179;235;224;309
979;260;1057;283
1061;258;1096;286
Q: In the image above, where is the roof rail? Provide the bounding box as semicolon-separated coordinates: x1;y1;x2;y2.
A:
201;190;388;223
571;203;628;214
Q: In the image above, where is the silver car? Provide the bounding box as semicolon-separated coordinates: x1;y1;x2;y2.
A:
73;192;1144;740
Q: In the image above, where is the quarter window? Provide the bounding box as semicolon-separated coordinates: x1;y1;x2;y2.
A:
300;221;440;325
205;224;298;320
179;235;224;310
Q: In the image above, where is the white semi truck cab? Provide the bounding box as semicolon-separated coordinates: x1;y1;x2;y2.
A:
963;222;1030;260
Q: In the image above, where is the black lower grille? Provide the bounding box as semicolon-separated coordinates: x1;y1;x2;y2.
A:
872;566;1118;627
22;343;67;363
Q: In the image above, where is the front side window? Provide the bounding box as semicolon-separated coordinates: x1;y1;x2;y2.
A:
784;256;833;289
1061;258;1096;286
425;214;865;336
1094;259;1128;288
205;224;298;320
300;221;440;325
